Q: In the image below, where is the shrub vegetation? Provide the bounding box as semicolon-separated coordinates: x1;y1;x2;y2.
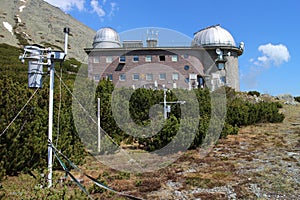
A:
0;43;284;181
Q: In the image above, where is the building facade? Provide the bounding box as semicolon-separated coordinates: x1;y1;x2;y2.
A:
85;25;244;91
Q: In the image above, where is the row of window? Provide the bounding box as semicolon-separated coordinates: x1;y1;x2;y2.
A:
93;55;179;63
94;72;180;81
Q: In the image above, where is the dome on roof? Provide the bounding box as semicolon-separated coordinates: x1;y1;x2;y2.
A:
93;27;121;48
192;25;236;47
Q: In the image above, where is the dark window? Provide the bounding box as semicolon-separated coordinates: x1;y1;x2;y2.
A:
133;73;139;80
198;75;205;87
108;74;113;81
217;62;225;70
220;76;226;84
119;56;126;62
119;73;126;81
159;73;166;80
115;63;125;71
94;74;100;81
133;56;139;62
159;55;166;61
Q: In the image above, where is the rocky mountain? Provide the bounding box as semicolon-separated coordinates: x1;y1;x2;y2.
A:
0;0;96;62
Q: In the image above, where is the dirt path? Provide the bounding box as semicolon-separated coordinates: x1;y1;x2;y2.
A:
145;104;300;199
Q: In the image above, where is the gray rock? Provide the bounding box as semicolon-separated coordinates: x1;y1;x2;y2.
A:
277;94;298;105
0;0;95;62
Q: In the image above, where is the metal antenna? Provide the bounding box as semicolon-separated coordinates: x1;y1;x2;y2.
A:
97;98;101;153
64;27;70;55
19;27;70;188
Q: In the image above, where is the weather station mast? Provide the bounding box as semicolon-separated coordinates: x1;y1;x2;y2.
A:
19;27;70;187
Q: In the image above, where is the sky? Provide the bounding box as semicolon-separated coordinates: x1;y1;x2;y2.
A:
44;0;300;96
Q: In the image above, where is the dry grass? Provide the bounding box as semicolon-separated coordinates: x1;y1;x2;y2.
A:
1;104;300;199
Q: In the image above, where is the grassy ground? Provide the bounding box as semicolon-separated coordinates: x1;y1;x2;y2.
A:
1;104;299;199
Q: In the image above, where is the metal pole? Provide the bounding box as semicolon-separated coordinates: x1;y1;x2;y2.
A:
97;98;101;153
47;28;68;187
163;86;167;119
47;59;54;188
63;27;70;55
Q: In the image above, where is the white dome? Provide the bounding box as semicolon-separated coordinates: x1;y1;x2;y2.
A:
93;27;121;48
192;25;236;47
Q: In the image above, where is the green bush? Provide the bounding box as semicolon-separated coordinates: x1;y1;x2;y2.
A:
94;82;285;152
294;96;300;103
0;44;85;180
0;44;285;180
226;98;284;126
221;123;239;138
248;90;261;97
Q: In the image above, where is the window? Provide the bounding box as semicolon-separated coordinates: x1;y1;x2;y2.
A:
119;56;126;62
217;62;225;70
107;74;113;81
189;73;197;80
119;73;126;81
159;73;166;80
184;65;190;71
220;76;226;84
106;56;112;63
159;55;166;61
198;76;205;86
172;73;179;80
115;63;125;71
94;74;100;81
145;55;152;62
185;77;189;83
146;73;153;81
171;55;178;62
93;56;100;63
183;54;189;59
133;73;139;81
133;56;139;62
173;82;177;89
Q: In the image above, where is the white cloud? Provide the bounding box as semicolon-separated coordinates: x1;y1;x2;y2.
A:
44;0;118;19
108;2;118;17
44;0;85;11
241;43;290;90
91;0;106;17
257;43;290;67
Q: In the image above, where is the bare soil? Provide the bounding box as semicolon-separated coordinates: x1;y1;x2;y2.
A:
143;104;300;199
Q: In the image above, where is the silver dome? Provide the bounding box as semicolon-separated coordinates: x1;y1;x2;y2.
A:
192;25;236;47
93;27;121;48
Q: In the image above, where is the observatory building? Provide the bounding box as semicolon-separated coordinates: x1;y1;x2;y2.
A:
85;25;244;91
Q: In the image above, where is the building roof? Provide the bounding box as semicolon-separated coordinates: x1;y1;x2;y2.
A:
192;25;236;47
93;27;121;48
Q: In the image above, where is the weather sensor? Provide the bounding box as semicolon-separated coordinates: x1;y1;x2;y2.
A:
19;28;70;188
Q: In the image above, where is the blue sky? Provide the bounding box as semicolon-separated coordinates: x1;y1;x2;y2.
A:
45;0;300;96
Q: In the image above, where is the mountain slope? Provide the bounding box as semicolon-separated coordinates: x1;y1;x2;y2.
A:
0;0;96;62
